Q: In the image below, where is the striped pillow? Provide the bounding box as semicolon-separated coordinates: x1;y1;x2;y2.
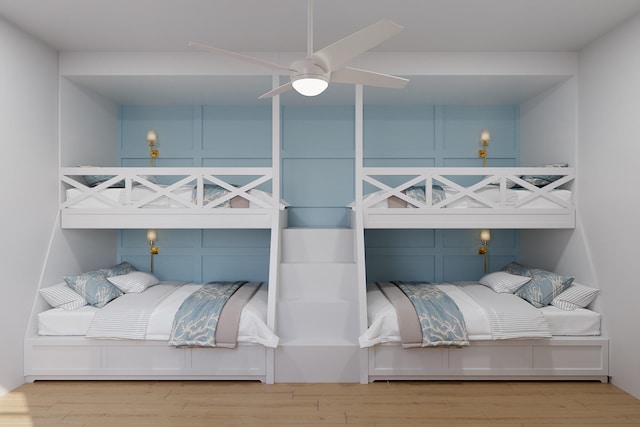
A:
107;271;159;293
40;283;87;310
479;271;531;293
551;283;599;310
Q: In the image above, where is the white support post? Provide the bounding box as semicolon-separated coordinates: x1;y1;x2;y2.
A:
354;84;369;384
266;73;282;384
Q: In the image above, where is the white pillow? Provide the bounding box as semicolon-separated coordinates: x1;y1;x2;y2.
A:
107;271;159;293
40;283;87;310
551;283;599;310
479;271;531;293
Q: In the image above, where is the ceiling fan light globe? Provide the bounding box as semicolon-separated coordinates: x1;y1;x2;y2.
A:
292;76;329;96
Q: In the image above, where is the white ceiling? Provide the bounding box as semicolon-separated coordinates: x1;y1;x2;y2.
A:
1;0;639;53
2;0;639;105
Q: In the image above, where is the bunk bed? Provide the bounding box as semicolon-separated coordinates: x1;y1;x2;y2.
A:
25;166;285;384
351;166;609;383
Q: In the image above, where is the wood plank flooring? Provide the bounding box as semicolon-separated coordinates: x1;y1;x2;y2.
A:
1;380;640;426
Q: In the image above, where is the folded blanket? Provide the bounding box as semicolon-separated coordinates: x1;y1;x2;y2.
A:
169;281;260;348
378;281;469;348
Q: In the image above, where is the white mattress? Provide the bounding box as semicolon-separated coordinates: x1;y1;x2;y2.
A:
360;282;601;347
38;283;279;348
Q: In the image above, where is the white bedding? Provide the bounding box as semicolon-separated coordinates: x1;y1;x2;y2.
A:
359;282;601;348
38;282;279;348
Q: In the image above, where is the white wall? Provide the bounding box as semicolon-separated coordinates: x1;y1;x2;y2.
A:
0;18;58;394
579;12;640;398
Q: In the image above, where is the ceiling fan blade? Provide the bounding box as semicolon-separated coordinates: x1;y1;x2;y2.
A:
330;67;409;89
313;20;404;72
258;82;294;99
189;41;291;72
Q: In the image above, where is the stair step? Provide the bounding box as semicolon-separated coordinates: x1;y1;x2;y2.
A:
278;263;357;300
282;228;354;263
276;300;359;342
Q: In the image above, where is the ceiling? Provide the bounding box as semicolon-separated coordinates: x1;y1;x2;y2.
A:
2;0;639;105
1;0;640;52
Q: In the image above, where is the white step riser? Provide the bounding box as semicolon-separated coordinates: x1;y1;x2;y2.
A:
276;301;359;342
278;264;357;300
282;229;354;263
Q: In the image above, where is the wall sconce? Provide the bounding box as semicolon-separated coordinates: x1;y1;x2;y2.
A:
478;229;491;273
147;130;158;167
147;229;159;273
478;130;490;167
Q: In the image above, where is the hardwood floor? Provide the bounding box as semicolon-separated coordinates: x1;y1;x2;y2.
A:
1;380;640;426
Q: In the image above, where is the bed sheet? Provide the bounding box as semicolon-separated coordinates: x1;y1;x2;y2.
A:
359;282;601;348
37;282;279;348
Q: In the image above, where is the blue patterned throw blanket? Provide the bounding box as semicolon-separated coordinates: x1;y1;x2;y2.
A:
169;281;247;347
387;281;469;348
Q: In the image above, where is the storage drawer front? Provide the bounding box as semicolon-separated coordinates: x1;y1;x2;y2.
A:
533;345;605;370
449;345;531;370
106;345;186;371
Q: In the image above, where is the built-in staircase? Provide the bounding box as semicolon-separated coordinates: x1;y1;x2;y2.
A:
274;228;360;382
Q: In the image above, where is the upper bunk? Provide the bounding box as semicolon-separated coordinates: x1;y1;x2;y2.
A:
353;166;575;229
61;166;286;229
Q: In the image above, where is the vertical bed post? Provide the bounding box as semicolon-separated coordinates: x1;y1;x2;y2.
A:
265;73;282;384
354;84;369;384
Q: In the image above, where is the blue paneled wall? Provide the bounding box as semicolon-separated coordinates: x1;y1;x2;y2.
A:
117;104;519;282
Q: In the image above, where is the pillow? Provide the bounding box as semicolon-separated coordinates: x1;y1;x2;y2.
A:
520;162;569;188
40;283;87;310
551;283;599;310
101;261;138;278
108;271;159;293
63;269;122;308
478;271;531;293
501;261;531;276
83;174;125;188
486;176;517;188
501;262;574;308
516;269;573;308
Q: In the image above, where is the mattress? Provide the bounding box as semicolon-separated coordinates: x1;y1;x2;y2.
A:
37;283;279;348
360;282;601;348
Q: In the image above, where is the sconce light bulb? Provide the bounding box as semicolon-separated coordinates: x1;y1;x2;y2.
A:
147;130;157;143
480;130;490;145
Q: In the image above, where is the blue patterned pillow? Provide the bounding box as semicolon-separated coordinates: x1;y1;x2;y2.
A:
501;262;574;308
63;269;122;308
501;261;530;276
101;261;137;277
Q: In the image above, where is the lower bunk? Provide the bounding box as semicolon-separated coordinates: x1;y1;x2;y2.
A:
359;276;608;383
25;267;279;383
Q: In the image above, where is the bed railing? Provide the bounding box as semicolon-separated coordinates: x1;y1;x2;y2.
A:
356;167;576;229
60;167;280;229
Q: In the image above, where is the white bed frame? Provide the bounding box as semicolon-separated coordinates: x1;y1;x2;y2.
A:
358;166;575;229
60;167;286;229
366;337;608;383
26;165;284;384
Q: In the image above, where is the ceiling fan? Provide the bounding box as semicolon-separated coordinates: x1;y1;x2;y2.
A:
189;0;408;99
